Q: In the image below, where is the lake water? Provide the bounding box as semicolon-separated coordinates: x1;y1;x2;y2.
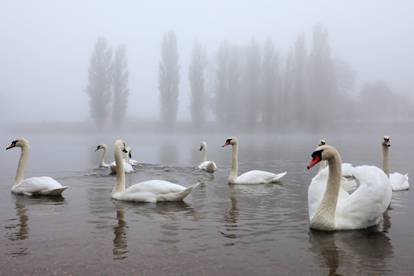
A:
0;131;413;275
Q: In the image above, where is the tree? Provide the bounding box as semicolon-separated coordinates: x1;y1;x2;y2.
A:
189;40;207;128
214;41;230;126
242;40;261;128
292;34;308;127
307;25;337;129
112;44;129;127
261;39;280;128
159;30;179;128
86;37;113;128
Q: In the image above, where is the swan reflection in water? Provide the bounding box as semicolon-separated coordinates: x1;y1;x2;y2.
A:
113;202;128;260
221;185;239;244
5;195;64;257
112;201;196;259
309;215;394;276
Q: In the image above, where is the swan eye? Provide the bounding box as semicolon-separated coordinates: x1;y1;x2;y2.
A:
226;138;232;144
11;140;18;146
311;149;323;159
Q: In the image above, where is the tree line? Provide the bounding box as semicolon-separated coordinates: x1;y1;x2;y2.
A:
86;37;129;128
86;26;413;130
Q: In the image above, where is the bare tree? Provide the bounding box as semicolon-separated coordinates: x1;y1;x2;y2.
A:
86;37;113;128
159;30;179;128
112;44;129;127
189;40;207;128
242;40;261;128
261;39;280;128
307;25;337;129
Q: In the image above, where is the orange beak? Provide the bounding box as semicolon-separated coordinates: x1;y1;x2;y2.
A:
307;155;321;170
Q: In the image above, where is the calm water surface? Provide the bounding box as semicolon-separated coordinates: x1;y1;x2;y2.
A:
0;132;413;275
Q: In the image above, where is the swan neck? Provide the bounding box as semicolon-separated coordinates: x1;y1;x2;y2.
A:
15;145;29;185
113;145;125;194
312;151;341;230
229;144;239;182
382;146;390;177
202;145;208;162
100;147;107;166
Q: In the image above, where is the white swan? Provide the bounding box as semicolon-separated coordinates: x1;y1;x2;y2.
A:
95;144;110;168
307;144;392;231
125;146;139;166
222;137;286;184
6;138;68;196
382;136;409;191
198;141;217;173
109;143;134;174
111;139;198;203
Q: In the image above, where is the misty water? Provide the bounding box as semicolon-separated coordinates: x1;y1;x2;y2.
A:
0;131;413;275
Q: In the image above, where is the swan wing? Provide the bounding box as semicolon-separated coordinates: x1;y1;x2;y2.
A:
114;180;198;202
236;170;286;184
12;177;67;196
335;165;392;229
124;162;134;173
198;161;217;173
390;172;409;191
110;160;134;174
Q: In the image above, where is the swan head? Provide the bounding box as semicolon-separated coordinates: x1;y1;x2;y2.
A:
95;144;108;151
125;146;132;158
318;139;326;146
199;141;207;151
307;145;337;170
114;139;128;153
222;137;238;147
6;138;29;150
382;136;391;148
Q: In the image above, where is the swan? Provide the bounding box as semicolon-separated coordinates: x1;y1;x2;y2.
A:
222;137;286;184
125;146;139;166
109;143;134;174
307;144;392;231
6;138;68;196
382;136;409;191
95;144;110;168
198;141;217;173
111;139;199;203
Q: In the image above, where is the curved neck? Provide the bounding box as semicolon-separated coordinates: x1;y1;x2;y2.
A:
201;145;208;162
15;145;29;185
99;147;108;166
229;144;239;183
113;145;125;194
382;146;390;177
311;151;342;230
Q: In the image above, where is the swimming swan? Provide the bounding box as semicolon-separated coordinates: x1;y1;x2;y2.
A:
109;143;134;174
198;141;217;173
6;138;68;196
111;139;198;203
125;146;139;166
307;144;392;231
222;137;286;184
95;144;110;168
382;136;409;191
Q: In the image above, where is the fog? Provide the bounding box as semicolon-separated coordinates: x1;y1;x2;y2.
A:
1;0;413;130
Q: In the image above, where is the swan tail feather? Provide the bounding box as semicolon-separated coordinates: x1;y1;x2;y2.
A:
166;182;200;201
270;172;287;182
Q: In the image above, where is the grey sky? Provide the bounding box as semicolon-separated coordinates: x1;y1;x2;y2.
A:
1;0;413;122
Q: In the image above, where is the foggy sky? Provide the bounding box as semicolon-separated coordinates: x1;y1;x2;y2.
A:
1;0;413;123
